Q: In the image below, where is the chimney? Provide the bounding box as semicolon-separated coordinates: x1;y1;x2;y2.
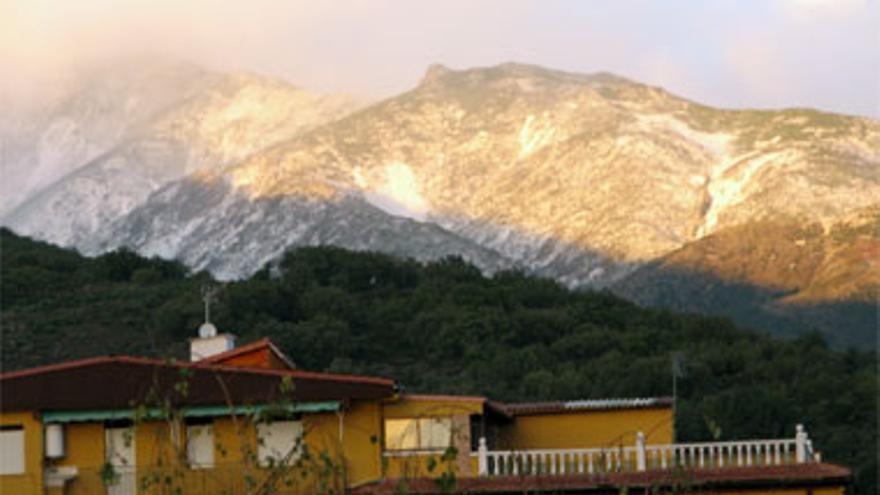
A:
190;322;236;361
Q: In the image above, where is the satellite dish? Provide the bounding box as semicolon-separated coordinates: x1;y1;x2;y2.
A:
198;322;218;338
198;284;221;338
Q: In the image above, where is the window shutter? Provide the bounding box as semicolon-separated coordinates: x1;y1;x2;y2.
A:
0;427;25;475
257;421;303;466
187;424;214;468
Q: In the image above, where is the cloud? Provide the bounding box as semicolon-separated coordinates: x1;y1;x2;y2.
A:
716;0;879;116
722;32;795;107
1;0;877;117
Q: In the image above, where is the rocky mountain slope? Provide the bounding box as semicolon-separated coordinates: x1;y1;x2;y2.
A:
614;207;878;348
1;59;215;216
97;177;509;279
3;61;877;346
125;64;877;278
2;59;364;246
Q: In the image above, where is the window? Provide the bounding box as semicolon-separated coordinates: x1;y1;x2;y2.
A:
385;419;418;450
105;426;136;469
186;422;214;469
384;418;452;451
256;421;303;466
0;425;24;475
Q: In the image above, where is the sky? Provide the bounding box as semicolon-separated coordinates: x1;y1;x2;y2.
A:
1;0;878;118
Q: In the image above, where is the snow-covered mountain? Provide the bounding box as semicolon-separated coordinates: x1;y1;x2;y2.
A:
103;63;877;282
3;61;878;345
2;59;364;246
1;59;212;216
95;178;510;279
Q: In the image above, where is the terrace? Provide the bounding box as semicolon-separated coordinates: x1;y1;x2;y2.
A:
473;424;817;477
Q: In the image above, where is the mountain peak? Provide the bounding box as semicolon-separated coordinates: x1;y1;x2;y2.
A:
418;61;636;93
422;64;453;85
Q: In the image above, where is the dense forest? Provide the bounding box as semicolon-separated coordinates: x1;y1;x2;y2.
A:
0;228;875;493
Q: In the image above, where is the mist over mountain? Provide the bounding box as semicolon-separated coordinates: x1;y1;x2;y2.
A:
2;60;877;347
1;59;364;239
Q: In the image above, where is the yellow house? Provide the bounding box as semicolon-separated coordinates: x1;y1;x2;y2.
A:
0;330;852;495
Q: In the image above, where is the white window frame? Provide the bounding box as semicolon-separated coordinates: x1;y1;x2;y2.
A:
0;426;25;475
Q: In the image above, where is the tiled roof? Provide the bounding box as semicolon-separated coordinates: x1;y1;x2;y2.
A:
352;463;852;494
199;337;297;369
504;397;673;416
0;355;396;412
402;394;489;402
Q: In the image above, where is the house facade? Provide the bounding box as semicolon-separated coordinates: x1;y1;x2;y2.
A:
0;330;851;494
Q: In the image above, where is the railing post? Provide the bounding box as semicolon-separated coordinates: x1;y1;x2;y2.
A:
636;432;646;471
795;424;808;463
478;437;488;476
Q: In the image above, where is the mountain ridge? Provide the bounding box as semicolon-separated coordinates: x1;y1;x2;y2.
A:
2;60;877;346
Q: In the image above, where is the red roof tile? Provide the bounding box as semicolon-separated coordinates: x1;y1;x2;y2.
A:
199;338;297;370
504;397;673;416
402;394;489;402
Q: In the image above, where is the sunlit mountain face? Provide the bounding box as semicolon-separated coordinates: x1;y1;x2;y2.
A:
2;60;877;347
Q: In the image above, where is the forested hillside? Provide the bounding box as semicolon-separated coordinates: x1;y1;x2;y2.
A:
0;228;875;493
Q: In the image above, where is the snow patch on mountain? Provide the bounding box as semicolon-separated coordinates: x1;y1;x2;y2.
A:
639;114;733;157
698;150;792;237
97;177;509;280
636;114;790;239
518;115;556;159
353;163;430;221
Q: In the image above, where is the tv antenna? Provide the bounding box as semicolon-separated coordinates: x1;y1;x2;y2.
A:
199;284;220;338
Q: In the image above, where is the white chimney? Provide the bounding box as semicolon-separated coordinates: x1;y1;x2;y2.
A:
190;322;236;361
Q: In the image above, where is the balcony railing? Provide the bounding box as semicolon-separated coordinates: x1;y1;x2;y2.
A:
475;424;817;477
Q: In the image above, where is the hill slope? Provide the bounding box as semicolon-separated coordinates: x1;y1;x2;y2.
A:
614;207;879;348
0;229;875;493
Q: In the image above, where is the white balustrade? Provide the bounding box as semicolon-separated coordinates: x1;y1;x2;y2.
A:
474;424;814;477
475;446;638;477
643;437;799;470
